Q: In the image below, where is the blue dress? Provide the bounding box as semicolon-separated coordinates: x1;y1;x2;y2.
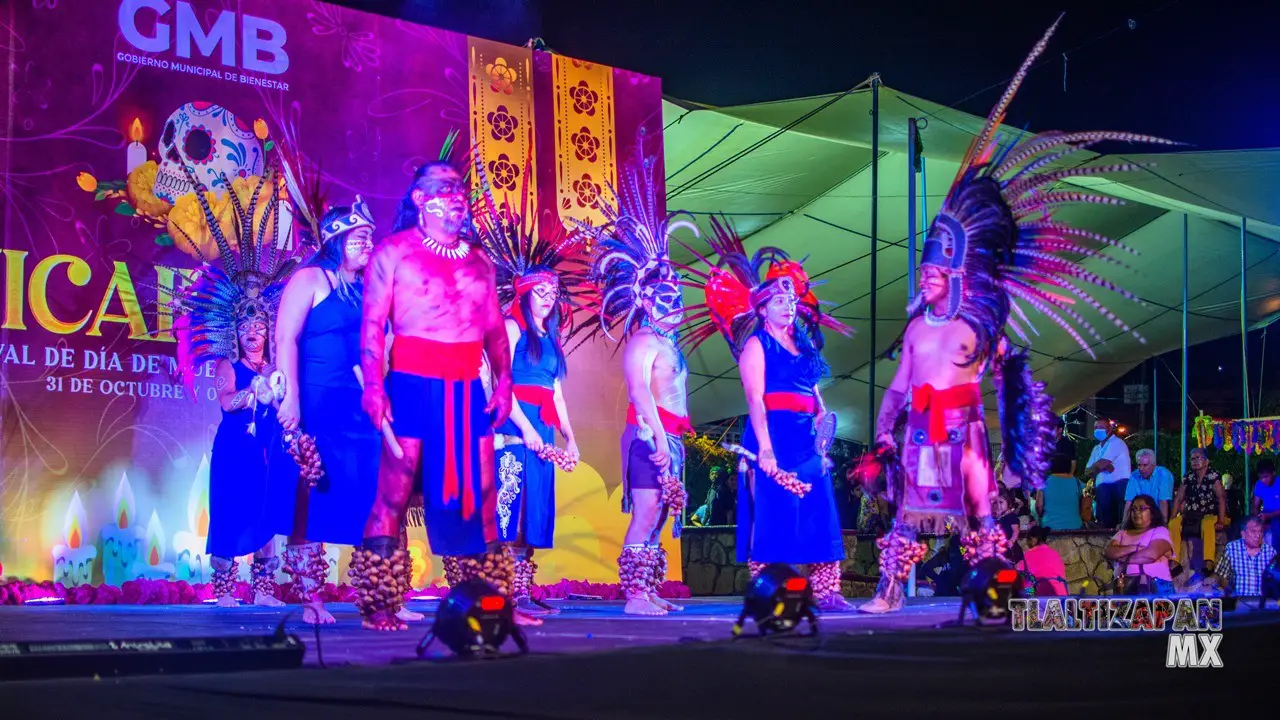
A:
207;361;282;559
736;331;844;565
267;281;379;545
493;328;560;548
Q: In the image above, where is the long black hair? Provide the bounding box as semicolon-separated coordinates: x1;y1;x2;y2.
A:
304;205;364;304
392;160;461;234
515;266;567;380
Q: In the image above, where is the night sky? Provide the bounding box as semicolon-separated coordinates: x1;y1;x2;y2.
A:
332;0;1280;425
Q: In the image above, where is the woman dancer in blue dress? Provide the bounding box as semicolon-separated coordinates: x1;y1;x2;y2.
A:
676;219;853;610
473;166;589;618
171;168;298;609
273;198;414;625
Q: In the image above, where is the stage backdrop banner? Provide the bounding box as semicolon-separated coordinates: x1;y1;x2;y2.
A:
0;0;668;588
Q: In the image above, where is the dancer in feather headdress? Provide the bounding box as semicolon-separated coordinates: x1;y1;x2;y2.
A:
473;154;590;618
675;216;855;610
352;134;518;631
576;153;695;616
858;14;1173;614
168;161;300;609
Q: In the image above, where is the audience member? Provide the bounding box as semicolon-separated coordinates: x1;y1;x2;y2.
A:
1105;493;1175;595
1038;417;1083;530
1172;446;1226;576
1124;448;1174;519
1018;526;1068;596
1252;458;1280;554
1084;417;1131;527
1212;515;1277;599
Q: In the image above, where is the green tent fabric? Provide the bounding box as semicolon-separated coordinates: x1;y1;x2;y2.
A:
660;85;1280;442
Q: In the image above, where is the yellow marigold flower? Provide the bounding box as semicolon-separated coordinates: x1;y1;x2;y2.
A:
76;172;97;193
167;190;235;261
125;161;172;218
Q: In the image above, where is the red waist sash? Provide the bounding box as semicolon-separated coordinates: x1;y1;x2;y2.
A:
626;404;693;436
911;382;982;444
390;336;482;380
514;384;560;431
391;336;484;519
764;391;818;415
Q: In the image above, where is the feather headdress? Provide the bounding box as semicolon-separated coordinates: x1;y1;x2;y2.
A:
572;154;698;343
471;148;591;333
912;12;1176;366
673;214;852;357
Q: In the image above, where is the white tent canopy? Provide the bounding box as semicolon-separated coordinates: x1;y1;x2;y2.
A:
661;85;1280;442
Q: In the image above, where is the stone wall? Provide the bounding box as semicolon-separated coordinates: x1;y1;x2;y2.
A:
680;527;1114;597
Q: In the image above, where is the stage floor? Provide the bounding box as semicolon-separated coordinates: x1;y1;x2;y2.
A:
0;596;1271;717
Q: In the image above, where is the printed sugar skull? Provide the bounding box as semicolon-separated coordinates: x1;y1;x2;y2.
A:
152;102;264;204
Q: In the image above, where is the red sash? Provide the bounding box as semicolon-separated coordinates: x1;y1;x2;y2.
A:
513;384;560;431
626;404;693;436
391;336;483;519
764;391;818;415
911;382;982;444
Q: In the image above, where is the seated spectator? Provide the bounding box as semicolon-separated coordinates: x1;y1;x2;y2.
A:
1171;446;1226;577
1213;515;1278;598
1123;448;1174;519
1038;416;1083;530
1018;526;1068;596
1105;494;1176;595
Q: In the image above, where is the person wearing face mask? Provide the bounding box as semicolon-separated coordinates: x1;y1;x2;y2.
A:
576;157;696;616
1084;418;1131;528
270;198;398;626
169;166;298;610
352;149;515;632
674;219;855;611
474;176;590;620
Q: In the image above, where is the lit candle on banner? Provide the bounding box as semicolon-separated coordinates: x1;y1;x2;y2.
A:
99;472;144;586
126;118;146;175
173;455;211;583
51;491;96;587
131;510;174;580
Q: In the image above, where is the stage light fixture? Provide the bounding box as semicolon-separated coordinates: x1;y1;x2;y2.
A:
958;556;1022;626
732;563;818;637
416;577;528;659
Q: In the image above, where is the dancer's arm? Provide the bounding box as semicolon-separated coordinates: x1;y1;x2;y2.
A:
274;268;319;431
214;358;252;412
875;327;912;446
552;379;578;460
479;257;512;427
739;336;780;479
360;242;396;427
502;319;541;450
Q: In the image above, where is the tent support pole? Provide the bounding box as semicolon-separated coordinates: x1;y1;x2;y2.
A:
906;118;918;302
1180;214;1188;478
869;74;880;446
1241;217;1250;501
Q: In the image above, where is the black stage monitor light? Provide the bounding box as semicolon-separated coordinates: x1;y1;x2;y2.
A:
959;556;1022;627
733;563;818;637
417;577;528;659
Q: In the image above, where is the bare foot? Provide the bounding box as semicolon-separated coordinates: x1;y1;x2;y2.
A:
302;600;336;625
624;597;666;616
649;593;683;612
253;592;285;608
857;597;900;614
816;594;856;612
396;607;424;623
215;595;239;608
514;609;543;626
516;597;558;615
361;609;408;631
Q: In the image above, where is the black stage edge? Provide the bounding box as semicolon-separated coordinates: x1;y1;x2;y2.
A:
0;610;1270;717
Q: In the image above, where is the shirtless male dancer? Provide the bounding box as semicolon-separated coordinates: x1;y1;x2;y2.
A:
579;159;691;616
351;160;515;631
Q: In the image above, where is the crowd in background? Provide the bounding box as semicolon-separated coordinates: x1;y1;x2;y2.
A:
684;413;1279;599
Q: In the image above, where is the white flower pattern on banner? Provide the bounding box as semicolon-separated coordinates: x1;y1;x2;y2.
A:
307;2;380;72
